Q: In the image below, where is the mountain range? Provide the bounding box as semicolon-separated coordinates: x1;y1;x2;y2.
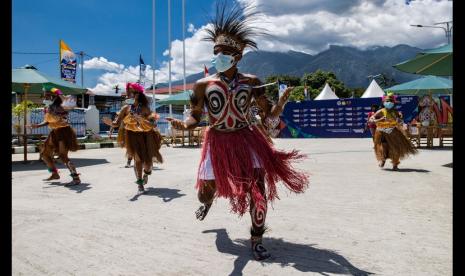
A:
165;44;423;89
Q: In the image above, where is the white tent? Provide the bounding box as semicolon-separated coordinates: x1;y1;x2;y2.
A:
314;83;339;100
361;79;385;98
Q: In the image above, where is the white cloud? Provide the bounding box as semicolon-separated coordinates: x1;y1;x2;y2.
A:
89;0;452;94
239;0;452;53
83;57;124;72
187;23;197;33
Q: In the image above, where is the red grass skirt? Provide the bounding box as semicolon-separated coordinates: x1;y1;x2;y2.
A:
196;126;309;215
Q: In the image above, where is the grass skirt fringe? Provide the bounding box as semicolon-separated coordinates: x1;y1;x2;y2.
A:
41;126;79;156
196;126;309;215
374;127;418;162
125;129;163;164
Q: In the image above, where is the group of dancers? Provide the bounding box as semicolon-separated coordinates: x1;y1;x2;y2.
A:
28;1;418;261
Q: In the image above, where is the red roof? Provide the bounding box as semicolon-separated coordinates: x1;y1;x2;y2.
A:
146;83;195;94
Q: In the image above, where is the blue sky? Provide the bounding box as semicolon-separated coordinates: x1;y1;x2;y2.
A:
13;0;216;88
13;0;452;95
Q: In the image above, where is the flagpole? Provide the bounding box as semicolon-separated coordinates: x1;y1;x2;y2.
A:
152;0;156;112
59;39;61;78
182;0;186;112
80;51;85;108
168;0;172;118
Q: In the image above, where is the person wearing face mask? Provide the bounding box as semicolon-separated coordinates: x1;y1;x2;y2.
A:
28;86;81;185
167;1;308;261
369;93;417;170
102;83;163;194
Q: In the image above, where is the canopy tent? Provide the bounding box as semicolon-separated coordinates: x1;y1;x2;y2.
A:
361;79;385;98
314;83;339;100
393;44;452;76
12;66;88;95
156;90;193;105
386;75;452;96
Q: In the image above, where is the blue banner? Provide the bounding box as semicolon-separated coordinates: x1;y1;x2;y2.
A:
278;96;418;138
60;40;77;83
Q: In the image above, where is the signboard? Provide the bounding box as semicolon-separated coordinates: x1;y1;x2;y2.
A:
60;40;77;83
279;96;418;138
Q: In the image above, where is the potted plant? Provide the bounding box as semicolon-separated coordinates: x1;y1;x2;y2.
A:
12;101;41;143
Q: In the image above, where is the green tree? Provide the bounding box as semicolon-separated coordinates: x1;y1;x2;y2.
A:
289;86;305;102
348;87;365;98
12;101;39;118
264;74;300;102
301;70;352;99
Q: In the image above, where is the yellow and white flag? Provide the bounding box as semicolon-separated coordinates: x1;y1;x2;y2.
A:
60;40;77;83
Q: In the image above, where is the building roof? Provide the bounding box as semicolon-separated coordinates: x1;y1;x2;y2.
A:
146;83;195;94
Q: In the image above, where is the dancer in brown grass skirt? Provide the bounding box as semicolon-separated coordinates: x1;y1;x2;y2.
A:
369;93;418;170
28;87;81;185
103;83;163;194
167;1;308;261
109;109;133;168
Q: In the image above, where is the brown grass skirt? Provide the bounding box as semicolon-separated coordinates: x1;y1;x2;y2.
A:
125;129;163;164
374;127;418;162
117;126;126;147
41;126;79;156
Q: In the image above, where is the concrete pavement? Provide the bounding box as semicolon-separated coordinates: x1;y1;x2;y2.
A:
12;138;452;275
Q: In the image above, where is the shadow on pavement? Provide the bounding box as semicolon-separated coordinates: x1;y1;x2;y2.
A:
44;182;92;193
129;187;186;202
203;228;373;276
12;158;110;172
392;168;430;173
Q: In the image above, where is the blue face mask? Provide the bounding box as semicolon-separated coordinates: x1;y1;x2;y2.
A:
211;53;235;73
125;98;135;105
384;102;394;109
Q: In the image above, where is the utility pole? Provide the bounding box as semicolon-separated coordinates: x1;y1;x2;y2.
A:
79;51;85;108
152;0;156;111
410;21;453;44
168;0;172;118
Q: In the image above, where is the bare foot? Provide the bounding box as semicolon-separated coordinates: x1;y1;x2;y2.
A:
195;203;212;221
43;173;60;181
252;241;271;261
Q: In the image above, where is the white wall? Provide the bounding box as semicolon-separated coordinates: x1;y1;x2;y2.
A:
84;105;100;133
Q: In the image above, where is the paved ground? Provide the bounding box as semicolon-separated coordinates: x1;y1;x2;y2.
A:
12;138;452;276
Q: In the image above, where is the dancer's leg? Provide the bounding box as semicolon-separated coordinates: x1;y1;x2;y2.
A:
250;169;270;260
196;180;216;220
142;160;153;185
125;156;133;168
58;143;80;185
42;149;59;180
133;157;145;192
391;155;400;170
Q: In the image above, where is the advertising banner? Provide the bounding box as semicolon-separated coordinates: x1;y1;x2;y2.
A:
279;96;419;138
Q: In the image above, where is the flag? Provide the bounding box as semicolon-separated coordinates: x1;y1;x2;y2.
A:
139;54;146;73
138;54;146;85
277;79;287;98
204;64;209;77
59;40;77;83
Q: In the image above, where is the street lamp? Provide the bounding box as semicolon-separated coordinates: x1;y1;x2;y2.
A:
410;21;452;44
